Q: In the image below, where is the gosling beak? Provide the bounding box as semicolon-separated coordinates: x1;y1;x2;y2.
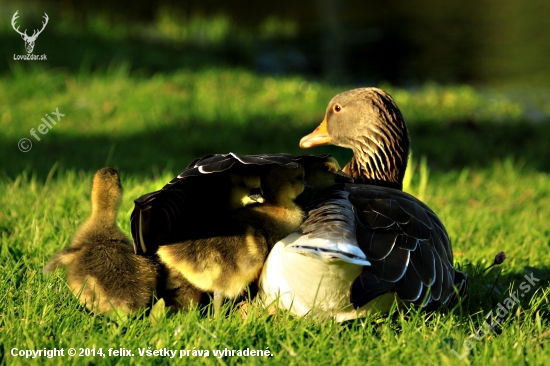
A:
335;170;354;184
248;194;265;204
247;187;265;203
299;117;331;148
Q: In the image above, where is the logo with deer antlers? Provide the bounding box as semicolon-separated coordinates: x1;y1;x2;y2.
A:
11;11;49;54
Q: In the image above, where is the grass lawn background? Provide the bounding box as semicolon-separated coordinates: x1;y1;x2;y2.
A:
1;7;550;365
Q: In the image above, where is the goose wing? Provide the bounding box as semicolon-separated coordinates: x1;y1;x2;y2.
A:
347;184;464;308
131;153;331;255
131;189;189;255
168;152;329;182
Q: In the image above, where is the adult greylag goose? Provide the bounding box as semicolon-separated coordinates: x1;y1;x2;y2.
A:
44;168;162;314
260;88;467;320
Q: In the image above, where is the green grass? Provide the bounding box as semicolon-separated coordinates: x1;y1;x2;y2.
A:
2;65;550;179
1;66;550;365
1;159;549;365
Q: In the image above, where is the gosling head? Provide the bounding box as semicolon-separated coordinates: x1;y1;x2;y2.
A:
262;165;306;206
228;172;265;209
90;167;123;221
298;157;354;204
304;156;340;189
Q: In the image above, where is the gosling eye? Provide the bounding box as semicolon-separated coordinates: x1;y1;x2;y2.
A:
322;164;331;171
333;104;342;113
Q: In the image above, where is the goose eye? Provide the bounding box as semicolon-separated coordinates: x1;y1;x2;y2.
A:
333;104;341;112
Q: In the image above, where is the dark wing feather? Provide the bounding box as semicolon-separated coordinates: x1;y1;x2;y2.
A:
362;231;398;260
131;189;188;255
395;234;418;251
231;152;296;167
427;210;454;263
172;154;238;180
185;154;220;169
430;254;444;301
394;259;423;301
131;153;332;255
166;153;330;188
368;246;410;282
409;241;436;287
350;269;394;308
347;183;463;308
439;258;454;304
356;211;395;228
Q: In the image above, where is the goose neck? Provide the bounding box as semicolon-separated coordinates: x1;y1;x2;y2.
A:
343;150;406;190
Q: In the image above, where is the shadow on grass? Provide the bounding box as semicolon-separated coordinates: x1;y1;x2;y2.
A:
2;119;550;181
410;121;550;173
462;265;550;313
339;266;550;336
1;120;349;180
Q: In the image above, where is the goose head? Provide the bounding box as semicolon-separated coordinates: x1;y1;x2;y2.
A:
300;88;409;190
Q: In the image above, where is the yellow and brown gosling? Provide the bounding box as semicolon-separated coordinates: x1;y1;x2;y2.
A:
157;164;306;314
297;156;354;204
154;169;264;311
44;168;162;315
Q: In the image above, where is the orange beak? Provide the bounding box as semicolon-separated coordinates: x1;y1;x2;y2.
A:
299;117;331;148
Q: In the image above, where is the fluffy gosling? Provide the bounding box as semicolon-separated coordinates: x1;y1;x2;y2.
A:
44;168;161;315
157;164;306;314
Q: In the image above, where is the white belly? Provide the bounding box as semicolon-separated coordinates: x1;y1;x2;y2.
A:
259;233;394;321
